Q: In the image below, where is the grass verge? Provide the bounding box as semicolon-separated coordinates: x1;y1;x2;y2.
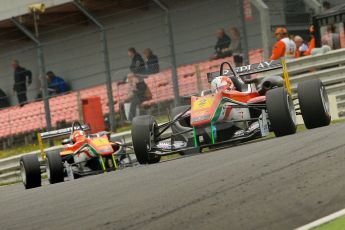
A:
313;215;345;230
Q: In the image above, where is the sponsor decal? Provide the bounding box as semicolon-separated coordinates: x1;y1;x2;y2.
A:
157;141;186;150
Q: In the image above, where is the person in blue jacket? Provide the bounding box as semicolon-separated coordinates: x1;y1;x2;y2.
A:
46;71;69;95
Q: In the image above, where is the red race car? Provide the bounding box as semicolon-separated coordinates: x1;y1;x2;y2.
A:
131;60;331;164
20;122;131;189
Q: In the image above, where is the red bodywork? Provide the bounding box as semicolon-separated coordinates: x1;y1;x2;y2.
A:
191;89;265;127
60;134;114;157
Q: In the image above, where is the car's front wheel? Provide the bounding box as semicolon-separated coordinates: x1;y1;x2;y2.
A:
131;115;161;164
46;151;64;184
20;154;41;189
297;79;331;129
266;87;297;137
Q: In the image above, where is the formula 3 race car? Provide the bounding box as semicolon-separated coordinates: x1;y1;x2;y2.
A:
20;122;130;189
131;59;331;164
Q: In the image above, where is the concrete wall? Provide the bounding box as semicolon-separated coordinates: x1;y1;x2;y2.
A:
0;0;287;105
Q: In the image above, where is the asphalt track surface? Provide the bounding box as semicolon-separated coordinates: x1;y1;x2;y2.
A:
1;123;345;230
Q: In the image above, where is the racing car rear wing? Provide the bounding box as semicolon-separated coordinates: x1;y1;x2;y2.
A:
37;124;90;159
206;59;292;95
39;124;90;140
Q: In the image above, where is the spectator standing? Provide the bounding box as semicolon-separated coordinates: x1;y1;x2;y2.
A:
294;36;309;58
304;25;316;56
321;24;340;50
143;48;160;74
210;28;232;60
229;27;243;67
12;60;32;106
125;72;152;121
46;71;69;95
128;47;146;75
0;88;9;109
270;27;296;60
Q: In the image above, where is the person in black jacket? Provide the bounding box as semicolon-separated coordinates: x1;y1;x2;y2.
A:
210;28;232;60
143;48;159;74
11;60;32;106
128;47;146;75
0;88;9;109
124;72;151;121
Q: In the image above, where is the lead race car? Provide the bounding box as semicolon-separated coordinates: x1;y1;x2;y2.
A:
20;122;131;189
131;59;331;164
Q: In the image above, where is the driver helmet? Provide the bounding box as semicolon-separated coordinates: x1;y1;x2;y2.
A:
71;130;86;143
211;76;235;92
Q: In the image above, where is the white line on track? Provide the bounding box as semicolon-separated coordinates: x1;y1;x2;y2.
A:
295;208;345;230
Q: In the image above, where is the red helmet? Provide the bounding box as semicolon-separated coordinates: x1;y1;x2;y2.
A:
71;130;86;143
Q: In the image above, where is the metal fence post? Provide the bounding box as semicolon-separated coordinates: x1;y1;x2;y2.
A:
153;0;180;107
250;0;271;59
238;0;250;65
73;0;116;132
11;17;53;142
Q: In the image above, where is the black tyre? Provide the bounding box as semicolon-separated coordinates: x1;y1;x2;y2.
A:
297;79;331;129
266;87;297;137
46;151;64;184
20;154;41;189
131;115;161;164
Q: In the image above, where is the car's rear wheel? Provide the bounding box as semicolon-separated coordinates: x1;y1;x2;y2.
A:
46;151;64;184
297;79;331;129
266;87;297;137
20;154;41;189
131;115;161;164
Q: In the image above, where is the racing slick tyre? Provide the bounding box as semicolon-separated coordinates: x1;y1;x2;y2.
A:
171;106;199;155
20;154;41;189
46;151;64;184
297;79;331;129
266;87;297;137
131;115;161;164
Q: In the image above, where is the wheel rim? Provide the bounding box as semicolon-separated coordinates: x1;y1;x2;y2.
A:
20;162;27;185
45;159;51;181
287;95;297;125
320;85;330;116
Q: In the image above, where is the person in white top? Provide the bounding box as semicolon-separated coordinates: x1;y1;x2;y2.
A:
270;27;296;60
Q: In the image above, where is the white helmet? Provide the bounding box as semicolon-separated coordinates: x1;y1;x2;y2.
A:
211;76;234;92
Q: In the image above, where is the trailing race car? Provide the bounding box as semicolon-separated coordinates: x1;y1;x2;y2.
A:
131;59;331;164
20;122;129;189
